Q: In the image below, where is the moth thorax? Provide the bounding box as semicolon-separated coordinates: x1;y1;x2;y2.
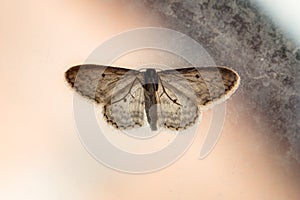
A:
144;68;158;83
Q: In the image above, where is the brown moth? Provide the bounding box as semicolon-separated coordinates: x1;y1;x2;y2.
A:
65;65;240;131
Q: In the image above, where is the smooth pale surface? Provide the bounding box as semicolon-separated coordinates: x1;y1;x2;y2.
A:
0;0;299;200
254;0;300;43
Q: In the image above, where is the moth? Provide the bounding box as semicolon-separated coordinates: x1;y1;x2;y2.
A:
65;65;240;131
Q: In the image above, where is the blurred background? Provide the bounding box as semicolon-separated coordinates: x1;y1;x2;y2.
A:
0;0;299;199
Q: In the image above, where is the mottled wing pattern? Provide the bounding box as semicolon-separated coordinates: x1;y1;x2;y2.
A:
65;64;146;129
65;65;133;103
158;67;240;110
157;66;239;130
156;77;199;130
103;76;146;129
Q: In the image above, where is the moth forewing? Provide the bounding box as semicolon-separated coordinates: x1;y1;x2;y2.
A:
158;66;240;111
195;66;240;110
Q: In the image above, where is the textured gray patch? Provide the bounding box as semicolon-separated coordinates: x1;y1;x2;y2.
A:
144;0;300;163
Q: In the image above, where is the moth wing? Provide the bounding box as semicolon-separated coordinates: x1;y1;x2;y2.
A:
65;64;146;129
158;66;240;110
156;72;200;130
65;64;140;104
103;79;146;130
